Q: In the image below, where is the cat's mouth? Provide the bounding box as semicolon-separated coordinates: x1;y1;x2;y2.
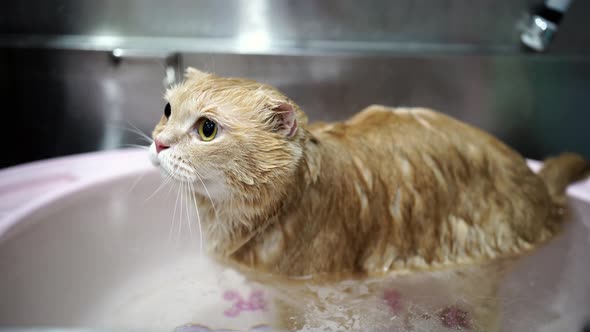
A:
159;159;227;200
149;143;226;200
149;142;197;183
159;158;198;183
148;142;160;166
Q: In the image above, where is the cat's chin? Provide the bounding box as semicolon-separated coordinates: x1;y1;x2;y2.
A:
152;155;228;201
158;166;228;201
157;164;197;184
161;169;195;183
192;177;229;201
154;153;199;184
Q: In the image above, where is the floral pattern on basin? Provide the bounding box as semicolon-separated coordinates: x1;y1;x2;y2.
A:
223;290;268;317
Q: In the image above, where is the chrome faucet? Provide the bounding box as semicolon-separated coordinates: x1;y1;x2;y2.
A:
520;0;573;52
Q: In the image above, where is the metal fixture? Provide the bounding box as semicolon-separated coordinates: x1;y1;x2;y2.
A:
520;0;573;52
110;49;182;87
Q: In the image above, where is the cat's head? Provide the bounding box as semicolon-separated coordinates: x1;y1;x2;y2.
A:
150;68;308;203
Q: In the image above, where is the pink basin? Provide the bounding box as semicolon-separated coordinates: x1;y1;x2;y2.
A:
0;149;589;331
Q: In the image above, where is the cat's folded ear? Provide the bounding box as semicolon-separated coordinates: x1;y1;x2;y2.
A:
184;67;211;82
270;102;298;138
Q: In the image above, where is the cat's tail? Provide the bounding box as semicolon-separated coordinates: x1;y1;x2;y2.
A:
538;152;590;203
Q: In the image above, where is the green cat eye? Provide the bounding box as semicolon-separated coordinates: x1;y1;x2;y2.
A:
198;118;218;141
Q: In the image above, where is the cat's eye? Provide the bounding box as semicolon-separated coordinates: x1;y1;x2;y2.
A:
198;118;218;141
164;103;171;118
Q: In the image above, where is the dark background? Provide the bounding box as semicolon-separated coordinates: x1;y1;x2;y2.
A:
1;0;589;168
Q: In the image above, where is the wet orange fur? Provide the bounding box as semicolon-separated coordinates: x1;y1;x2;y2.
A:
152;68;589;331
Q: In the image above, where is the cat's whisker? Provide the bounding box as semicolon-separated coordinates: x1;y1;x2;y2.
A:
182;161;215;252
176;182;184;243
165;175;177;197
169;167;188;245
183;181;193;240
189;183;204;255
145;159;182;202
190;169;220;224
162;166;180;187
122;143;150;150
144;176;171;202
169;179;182;243
136;137;154;144
177;181;185;244
145;165;177;202
107;123;153;145
125;121;154;144
127;169;151;195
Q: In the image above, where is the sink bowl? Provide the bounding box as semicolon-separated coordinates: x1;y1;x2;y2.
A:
0;149;273;331
0;149;589;331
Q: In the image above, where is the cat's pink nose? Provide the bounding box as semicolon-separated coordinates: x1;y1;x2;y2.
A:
155;139;169;154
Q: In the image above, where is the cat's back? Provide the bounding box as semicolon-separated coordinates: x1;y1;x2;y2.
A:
309;105;559;272
315;104;533;179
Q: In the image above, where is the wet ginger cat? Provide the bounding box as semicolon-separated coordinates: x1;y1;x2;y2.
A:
150;68;590;331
